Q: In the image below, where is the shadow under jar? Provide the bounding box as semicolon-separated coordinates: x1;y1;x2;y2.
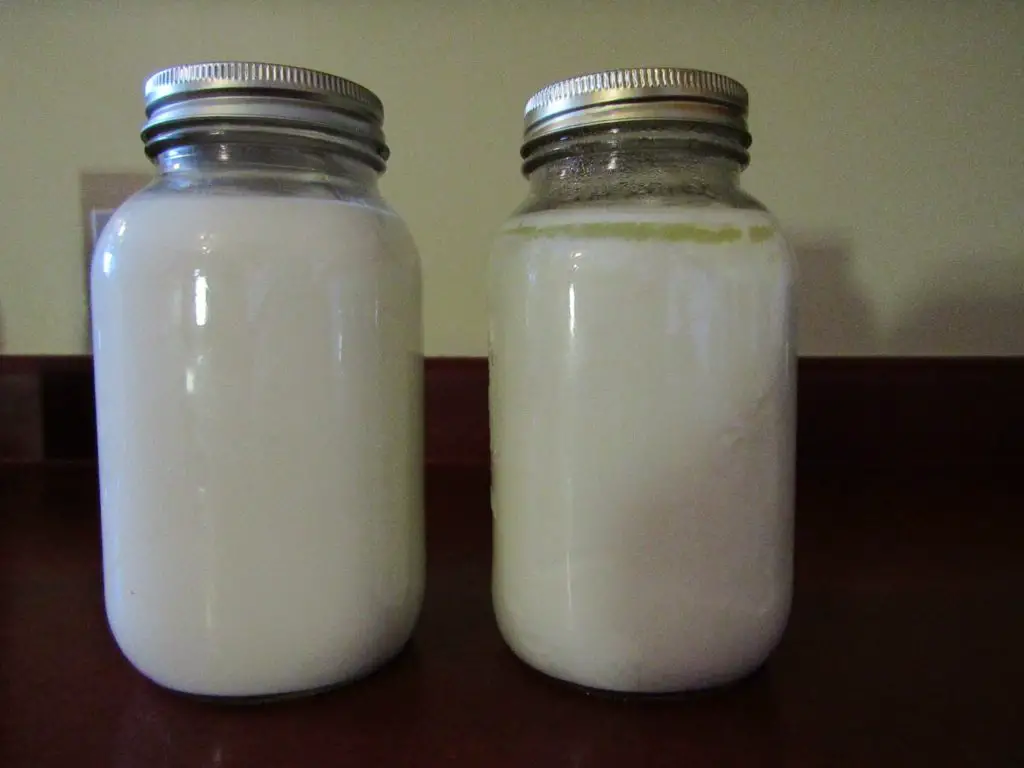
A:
489;68;796;694
90;62;424;699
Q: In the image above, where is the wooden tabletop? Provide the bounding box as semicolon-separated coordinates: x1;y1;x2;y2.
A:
2;464;1022;767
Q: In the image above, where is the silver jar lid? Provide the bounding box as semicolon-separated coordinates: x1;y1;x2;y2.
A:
522;67;749;151
141;62;388;168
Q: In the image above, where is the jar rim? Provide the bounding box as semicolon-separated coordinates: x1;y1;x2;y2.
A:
140;62;388;169
521;68;750;156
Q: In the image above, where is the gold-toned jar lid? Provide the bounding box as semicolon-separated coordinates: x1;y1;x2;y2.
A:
140;62;388;167
522;67;749;149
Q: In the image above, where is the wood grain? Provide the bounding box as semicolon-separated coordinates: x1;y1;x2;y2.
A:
1;464;1021;766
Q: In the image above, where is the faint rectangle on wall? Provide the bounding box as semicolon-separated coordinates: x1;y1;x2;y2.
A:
79;171;152;350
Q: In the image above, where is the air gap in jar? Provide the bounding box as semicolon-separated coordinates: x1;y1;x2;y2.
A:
489;68;796;693
90;62;424;699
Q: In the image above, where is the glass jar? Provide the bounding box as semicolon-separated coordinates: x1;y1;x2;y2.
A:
91;62;424;699
489;68;795;693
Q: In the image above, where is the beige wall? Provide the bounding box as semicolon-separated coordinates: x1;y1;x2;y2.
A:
1;0;1021;356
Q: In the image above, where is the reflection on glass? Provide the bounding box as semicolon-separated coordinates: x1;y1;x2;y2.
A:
568;252;582;337
194;270;209;327
568;284;576;336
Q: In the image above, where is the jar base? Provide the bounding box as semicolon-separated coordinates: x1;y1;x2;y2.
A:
535;657;773;702
147;637;415;704
500;633;779;698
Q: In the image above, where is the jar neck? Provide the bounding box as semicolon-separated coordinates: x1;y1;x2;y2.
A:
521;126;756;211
156;142;381;195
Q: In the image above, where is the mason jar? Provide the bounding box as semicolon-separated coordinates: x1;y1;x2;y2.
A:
90;62;424;698
489;68;795;693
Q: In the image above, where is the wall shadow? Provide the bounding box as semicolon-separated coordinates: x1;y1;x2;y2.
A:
885;248;1024;356
790;235;879;356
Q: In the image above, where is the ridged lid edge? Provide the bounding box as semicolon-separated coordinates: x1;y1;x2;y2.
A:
143;61;383;121
524;67;748;134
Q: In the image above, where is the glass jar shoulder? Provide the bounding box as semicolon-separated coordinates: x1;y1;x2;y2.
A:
495;203;786;252
93;185;415;281
514;179;770;219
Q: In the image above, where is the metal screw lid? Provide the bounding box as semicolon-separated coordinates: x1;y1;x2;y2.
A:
522;67;750;150
140;61;388;168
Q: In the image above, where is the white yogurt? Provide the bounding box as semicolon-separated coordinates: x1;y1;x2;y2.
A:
489;205;795;693
91;192;424;697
